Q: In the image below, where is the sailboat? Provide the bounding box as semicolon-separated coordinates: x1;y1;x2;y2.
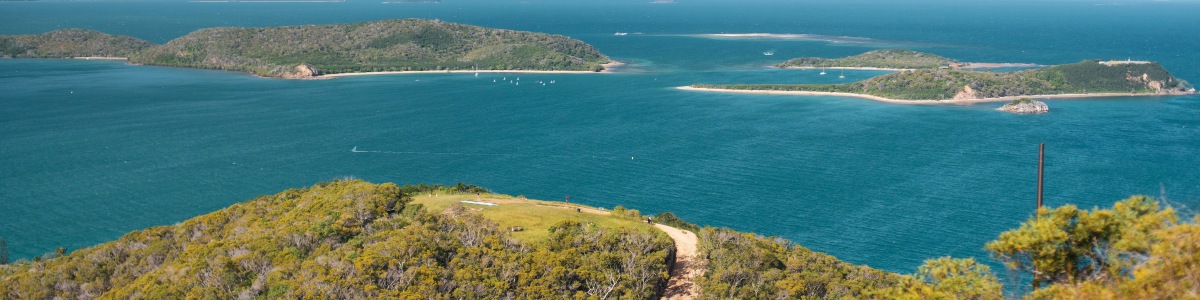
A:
763;51;775;56
819;68;826;75
838;70;845;79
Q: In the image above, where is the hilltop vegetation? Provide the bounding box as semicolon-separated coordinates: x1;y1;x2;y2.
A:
3;181;1197;299
0;180;672;299
696;227;907;299
697;60;1194;100
777;49;957;70
0;29;154;58
128;19;612;78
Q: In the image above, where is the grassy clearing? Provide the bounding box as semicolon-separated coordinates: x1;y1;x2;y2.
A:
411;193;659;243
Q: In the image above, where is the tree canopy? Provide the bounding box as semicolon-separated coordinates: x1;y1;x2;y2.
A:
129;19;612;78
0;180;672;299
0;29;154;58
697;59;1194;100
777;49;957;70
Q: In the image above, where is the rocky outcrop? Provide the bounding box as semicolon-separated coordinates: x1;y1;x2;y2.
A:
952;85;980;100
997;98;1048;114
281;64;320;79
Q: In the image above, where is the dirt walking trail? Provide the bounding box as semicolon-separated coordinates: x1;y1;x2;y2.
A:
654;224;702;300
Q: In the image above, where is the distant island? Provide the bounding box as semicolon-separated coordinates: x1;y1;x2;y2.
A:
0;29;153;59
776;49;1040;71
687;50;1195;103
0;19;616;79
777;49;957;70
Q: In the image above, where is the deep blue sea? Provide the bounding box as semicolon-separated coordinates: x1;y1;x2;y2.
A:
2;0;1199;281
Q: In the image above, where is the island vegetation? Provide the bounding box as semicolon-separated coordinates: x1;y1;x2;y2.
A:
694;59;1195;101
0;29;154;59
2;181;1197;299
128;19;611;78
0;19;613;78
777;49;957;70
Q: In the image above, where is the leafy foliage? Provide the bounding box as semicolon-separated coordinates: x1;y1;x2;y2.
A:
652;212;699;232
870;257;1003;300
0;29;154;58
985;196;1178;290
0;238;8;265
0;180;672;299
128;19;612;77
695;227;904;299
777;49;957;69
698;60;1194;100
397;182;491;195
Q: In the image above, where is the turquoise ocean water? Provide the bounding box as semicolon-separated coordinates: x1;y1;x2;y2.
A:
2;0;1199;279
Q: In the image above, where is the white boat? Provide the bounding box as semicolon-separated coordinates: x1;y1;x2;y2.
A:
614;32;628;36
819;68;826;75
763;51;775;56
838;70;845;79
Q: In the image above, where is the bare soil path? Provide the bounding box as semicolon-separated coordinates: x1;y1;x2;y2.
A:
654;224;702;300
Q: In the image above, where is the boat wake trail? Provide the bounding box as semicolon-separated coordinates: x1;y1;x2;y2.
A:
351;146;634;161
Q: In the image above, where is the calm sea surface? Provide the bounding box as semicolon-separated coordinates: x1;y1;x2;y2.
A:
2;0;1199;278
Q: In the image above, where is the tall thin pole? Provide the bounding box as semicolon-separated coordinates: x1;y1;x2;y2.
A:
1037;143;1044;209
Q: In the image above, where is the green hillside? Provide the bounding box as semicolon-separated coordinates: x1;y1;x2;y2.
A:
0;29;154;58
4;181;1196;299
128;19;613;78
697;60;1195;100
777;49;957;70
0;181;672;299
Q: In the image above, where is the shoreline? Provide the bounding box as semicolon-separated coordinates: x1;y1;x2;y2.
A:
320;61;624;78
676;86;1194;105
779;62;1043;72
779;66;914;71
71;57;128;60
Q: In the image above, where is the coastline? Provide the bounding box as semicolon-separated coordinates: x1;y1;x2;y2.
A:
778;62;1042;72
676;86;1194;105
320;61;624;78
779;66;914;71
72;57;128;60
954;62;1043;69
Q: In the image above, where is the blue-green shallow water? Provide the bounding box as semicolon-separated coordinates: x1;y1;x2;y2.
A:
2;0;1199;278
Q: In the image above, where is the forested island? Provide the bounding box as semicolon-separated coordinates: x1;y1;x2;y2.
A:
2;180;1197;299
0;29;153;59
691;55;1195;102
0;19;614;78
777;49;957;70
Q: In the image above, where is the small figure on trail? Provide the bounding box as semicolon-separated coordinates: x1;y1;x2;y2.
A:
565;195;569;203
646;216;653;224
577;208;581;213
